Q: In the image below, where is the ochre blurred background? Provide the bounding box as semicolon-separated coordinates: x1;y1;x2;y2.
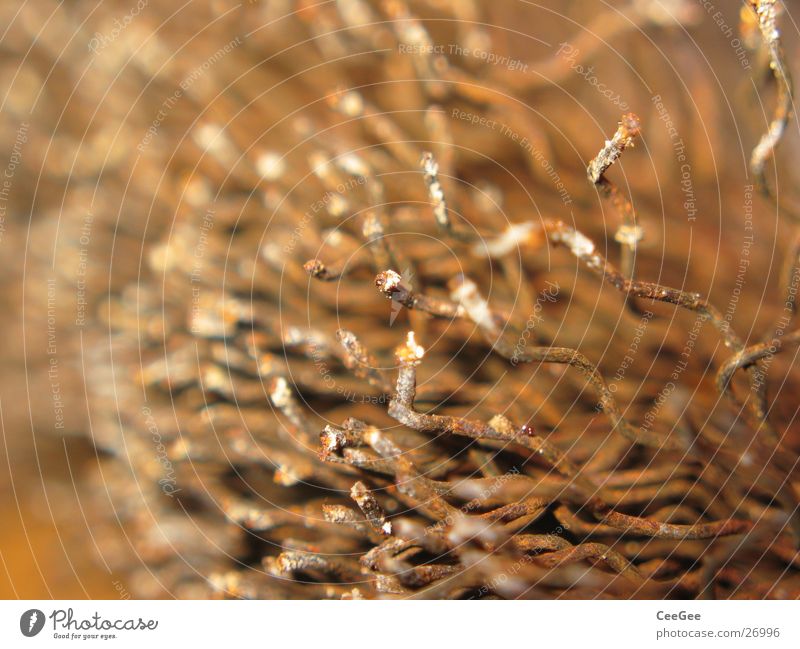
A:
1;0;798;598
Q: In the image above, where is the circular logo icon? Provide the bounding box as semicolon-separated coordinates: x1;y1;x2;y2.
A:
20;609;45;637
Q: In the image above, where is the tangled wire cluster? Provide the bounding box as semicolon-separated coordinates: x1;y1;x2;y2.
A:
7;0;800;599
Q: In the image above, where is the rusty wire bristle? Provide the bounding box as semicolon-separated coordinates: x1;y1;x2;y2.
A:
7;0;800;602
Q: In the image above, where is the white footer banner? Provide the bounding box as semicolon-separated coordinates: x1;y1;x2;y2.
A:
0;600;797;647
